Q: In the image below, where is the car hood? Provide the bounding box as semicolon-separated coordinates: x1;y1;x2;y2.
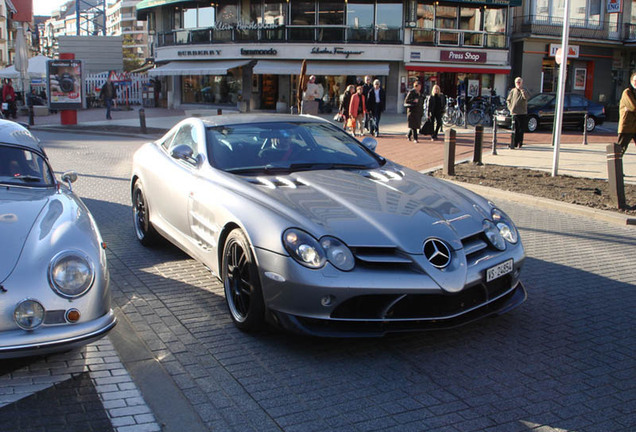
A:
240;165;491;254
0;188;53;282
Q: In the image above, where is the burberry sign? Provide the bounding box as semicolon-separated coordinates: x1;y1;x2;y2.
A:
441;50;487;63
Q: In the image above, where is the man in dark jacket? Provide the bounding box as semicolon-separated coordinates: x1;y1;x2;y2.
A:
100;77;117;120
366;79;386;137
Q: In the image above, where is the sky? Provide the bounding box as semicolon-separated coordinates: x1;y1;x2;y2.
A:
34;0;68;16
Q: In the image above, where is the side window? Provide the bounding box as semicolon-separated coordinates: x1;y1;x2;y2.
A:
160;130;177;151
170;124;199;159
569;94;587;107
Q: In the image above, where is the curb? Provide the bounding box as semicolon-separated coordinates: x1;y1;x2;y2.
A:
30;124;166;139
444;179;636;226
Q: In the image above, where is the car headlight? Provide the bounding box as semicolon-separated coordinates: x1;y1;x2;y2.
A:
284;229;326;269
14;299;45;330
491;209;519;244
320;237;355;271
483;220;506;251
48;251;95;298
283;229;355;271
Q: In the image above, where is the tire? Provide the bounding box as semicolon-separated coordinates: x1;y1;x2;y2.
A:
222;229;266;332
467;109;482;126
585;115;596;132
526;116;539;133
132;181;160;246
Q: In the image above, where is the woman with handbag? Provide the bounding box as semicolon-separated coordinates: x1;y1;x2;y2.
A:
349;86;367;136
404;80;424;142
340;85;355;131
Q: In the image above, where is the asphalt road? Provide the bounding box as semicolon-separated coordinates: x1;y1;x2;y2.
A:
1;130;634;432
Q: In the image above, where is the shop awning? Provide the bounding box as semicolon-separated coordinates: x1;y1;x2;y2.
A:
406;63;511;74
253;60;390;76
148;60;250;76
136;0;195;11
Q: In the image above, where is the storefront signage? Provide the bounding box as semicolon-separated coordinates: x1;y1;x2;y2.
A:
549;44;579;58
215;22;282;31
177;49;222;56
241;48;278;56
607;0;622;13
310;47;364;59
440;50;487;63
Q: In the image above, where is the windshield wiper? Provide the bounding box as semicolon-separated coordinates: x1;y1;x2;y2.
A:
288;163;371;171
12;175;42;182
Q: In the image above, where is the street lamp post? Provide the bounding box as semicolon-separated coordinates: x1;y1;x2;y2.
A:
551;0;572;176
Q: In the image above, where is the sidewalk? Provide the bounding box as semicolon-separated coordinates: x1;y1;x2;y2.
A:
26;106;635;184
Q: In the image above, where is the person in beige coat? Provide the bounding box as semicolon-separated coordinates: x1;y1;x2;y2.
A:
506;77;529;149
618;72;636;156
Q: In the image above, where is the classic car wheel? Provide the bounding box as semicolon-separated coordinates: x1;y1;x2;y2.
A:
222;229;265;331
585;115;596;132
132;181;160;246
526;116;539;133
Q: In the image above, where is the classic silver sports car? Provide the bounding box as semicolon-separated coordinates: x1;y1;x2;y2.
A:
0;120;116;357
131;114;525;336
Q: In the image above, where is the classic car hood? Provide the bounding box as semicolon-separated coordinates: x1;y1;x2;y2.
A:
0;188;52;282
242;165;489;254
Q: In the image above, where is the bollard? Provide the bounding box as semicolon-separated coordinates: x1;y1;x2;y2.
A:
606;143;626;209
491;117;498;155
473;125;483;165
217;108;222;115
443;128;456;176
582;113;588;145
28;105;34;126
139;108;147;134
509;115;516;149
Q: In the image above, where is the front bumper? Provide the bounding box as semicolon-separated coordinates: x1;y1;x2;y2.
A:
255;246;526;337
0;309;117;359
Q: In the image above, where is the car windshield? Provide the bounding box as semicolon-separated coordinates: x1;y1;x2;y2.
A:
0;144;55;187
528;94;555;108
206;122;383;174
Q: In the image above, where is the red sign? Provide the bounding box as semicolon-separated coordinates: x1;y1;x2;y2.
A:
441;50;487;64
11;0;32;22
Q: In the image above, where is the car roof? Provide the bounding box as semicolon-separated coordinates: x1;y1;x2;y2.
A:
0;119;41;150
199;114;328;128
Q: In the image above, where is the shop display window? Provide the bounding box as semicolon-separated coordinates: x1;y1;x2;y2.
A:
181;73;242;105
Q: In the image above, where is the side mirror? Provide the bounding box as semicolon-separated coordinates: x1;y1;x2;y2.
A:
170;144;194;162
61;171;78;191
360;137;378;152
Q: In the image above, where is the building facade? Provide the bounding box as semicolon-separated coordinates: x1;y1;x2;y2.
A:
136;0;520;112
107;0;149;69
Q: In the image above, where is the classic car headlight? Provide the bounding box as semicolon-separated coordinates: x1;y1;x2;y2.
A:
283;229;355;271
491;209;519;244
284;229;326;269
48;251;95;298
320;237;355;271
483;220;506;251
14;299;45;330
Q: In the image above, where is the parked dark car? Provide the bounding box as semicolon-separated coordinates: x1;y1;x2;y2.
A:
495;93;605;133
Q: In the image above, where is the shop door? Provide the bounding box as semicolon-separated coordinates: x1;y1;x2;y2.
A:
439;73;457;98
261;74;278;110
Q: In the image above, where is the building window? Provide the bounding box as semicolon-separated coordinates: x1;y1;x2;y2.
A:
376;0;402;43
484;8;506;48
532;0;600;28
318;1;345;41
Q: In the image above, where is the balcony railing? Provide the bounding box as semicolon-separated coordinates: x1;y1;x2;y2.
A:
513;15;612;40
411;29;508;49
157;25;404;46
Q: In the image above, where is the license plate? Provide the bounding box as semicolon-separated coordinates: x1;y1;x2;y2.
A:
495;115;506;122
486;259;513;282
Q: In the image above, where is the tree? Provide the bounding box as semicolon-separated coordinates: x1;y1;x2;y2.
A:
122;35;143;72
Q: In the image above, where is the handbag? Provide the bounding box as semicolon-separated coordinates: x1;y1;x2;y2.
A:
347;117;356;129
420;118;434;135
333;112;344;123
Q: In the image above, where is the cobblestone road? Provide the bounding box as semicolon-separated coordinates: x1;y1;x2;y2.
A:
1;130;634;432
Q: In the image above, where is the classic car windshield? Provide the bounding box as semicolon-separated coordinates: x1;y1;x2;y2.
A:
206;122;383;173
0;144;55;187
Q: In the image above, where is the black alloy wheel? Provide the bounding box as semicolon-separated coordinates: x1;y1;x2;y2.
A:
132;181;159;246
222;229;266;331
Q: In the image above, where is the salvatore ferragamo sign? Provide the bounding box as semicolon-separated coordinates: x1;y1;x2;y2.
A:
441;50;487;63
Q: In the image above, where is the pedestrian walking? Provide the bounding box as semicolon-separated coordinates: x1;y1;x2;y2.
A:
340;84;355;132
618;71;636;156
427;84;444;140
101;77;117;120
2;79;17;119
506;77;528;149
404;80;424;143
362;76;373;132
349;85;367;137
366;79;385;137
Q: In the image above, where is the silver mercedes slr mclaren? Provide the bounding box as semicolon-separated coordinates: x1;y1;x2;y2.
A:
131;114;525;336
0;120;115;358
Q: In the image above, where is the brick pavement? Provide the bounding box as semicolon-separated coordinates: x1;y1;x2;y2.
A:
3;129;635;432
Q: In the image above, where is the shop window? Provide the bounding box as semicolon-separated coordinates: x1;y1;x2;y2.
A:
290;0;316;41
346;1;374;42
181;73;242;105
459;6;481;32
